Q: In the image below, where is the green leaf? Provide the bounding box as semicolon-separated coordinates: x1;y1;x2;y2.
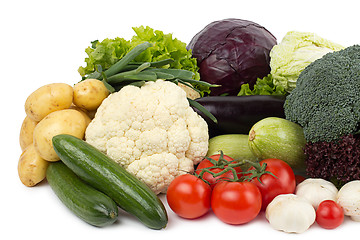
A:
78;26;208;95
238;74;288;96
188;98;218;124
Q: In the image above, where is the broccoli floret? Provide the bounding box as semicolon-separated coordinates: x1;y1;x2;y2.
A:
284;45;360;143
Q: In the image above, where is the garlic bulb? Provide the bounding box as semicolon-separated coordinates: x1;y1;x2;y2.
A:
295;178;338;209
336;180;360;222
266;194;316;233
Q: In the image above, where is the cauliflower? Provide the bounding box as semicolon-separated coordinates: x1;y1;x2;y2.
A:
85;80;209;194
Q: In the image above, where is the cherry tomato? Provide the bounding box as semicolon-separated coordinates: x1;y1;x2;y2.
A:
316;200;344;229
166;174;211;219
247;158;296;211
196;154;242;188
211;181;262;225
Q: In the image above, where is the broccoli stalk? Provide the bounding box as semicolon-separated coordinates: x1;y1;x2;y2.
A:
284;45;360;183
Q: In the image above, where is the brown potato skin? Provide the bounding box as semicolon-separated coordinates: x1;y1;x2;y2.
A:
25;83;73;122
33;109;89;162
73;79;109;111
19;116;38;151
18;144;49;187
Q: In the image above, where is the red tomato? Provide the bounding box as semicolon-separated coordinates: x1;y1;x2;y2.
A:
316;200;344;229
196;154;242;188
295;175;306;185
166;174;211;219
247;158;296;211
211;181;262;225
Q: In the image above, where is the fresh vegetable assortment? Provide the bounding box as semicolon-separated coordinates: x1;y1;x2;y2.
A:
284;45;360;184
17;18;360;233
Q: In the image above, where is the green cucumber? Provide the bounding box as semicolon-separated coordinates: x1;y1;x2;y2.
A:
248;117;306;171
52;134;168;230
46;162;118;227
207;134;258;170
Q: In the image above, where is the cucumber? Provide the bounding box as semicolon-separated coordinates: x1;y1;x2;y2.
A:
207;134;258;170
52;134;168;230
248;117;306;171
46;162;118;227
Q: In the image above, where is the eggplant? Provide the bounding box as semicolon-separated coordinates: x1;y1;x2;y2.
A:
193;95;286;137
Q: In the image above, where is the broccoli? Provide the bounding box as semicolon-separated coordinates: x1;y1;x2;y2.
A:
284;45;360;143
284;45;360;184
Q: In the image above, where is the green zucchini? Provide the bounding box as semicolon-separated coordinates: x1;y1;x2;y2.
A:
207;134;258;170
248;117;307;172
46;162;118;227
52;134;168;230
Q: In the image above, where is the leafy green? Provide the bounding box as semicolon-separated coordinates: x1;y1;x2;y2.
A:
78;38;131;77
78;26;208;94
237;74;288;96
269;31;344;93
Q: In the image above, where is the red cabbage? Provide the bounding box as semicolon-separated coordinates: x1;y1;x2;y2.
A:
187;18;277;96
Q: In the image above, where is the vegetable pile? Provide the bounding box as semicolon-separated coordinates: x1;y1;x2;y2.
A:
17;19;360;234
284;45;360;183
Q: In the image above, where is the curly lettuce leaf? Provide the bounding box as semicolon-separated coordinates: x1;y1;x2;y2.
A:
78;38;131;77
238;74;287;96
78;26;207;94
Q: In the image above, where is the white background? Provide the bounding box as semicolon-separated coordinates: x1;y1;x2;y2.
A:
2;0;359;239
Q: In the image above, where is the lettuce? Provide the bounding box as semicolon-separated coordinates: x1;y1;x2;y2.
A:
78;38;131;77
238;74;287;96
78;26;204;91
270;31;344;93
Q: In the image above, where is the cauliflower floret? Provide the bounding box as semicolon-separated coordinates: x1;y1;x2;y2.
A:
85;80;209;194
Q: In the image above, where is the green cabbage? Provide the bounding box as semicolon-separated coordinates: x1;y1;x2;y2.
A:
270;31;344;92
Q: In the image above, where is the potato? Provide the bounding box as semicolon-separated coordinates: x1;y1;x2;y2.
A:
33;109;89;161
18;144;49;187
68;105;92;126
73;79;110;111
25;83;73;121
19;116;38;151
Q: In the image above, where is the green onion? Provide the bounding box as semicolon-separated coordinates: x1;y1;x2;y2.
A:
188;98;218;124
104;42;153;77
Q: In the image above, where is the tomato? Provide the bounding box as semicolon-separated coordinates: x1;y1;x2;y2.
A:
247;158;296;211
211;181;262;225
295;175;306;185
196;154;242;188
316;200;344;229
166;174;211;219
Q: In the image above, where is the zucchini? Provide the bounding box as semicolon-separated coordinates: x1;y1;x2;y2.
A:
52;134;168;230
248;117;307;172
193;95;286;137
46;162;118;227
207;134;258;170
